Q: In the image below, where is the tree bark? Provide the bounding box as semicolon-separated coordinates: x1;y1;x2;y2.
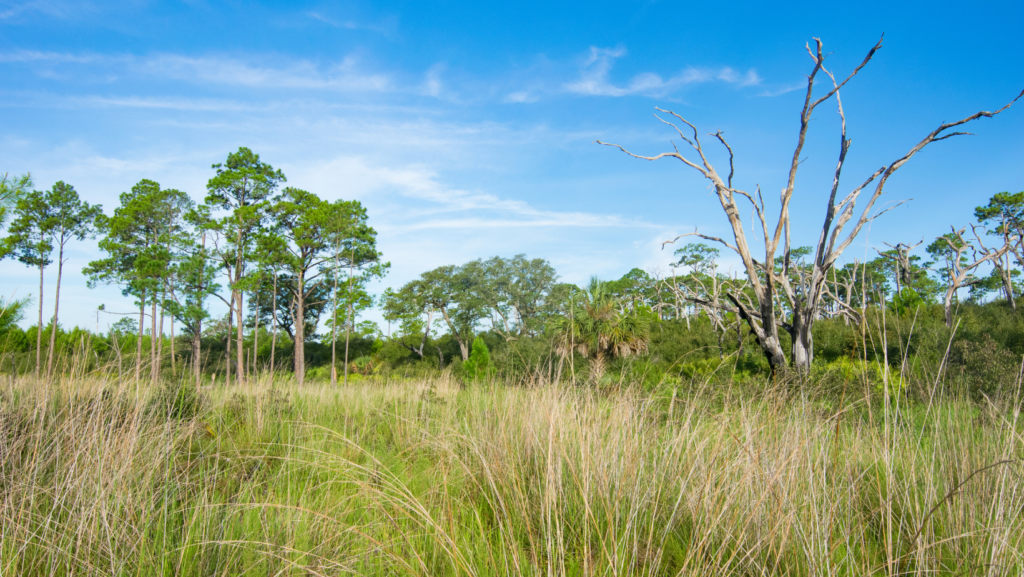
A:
169;302;175;373
235;288;244;386
135;289;145;386
193;319;202;392
789;309;814;372
252;293;259;377
331;252;339;386
150;292;158;386
270;272;278;378
225;308;232;386
45;243;65;378
343;250;354;386
944;289;955;329
293;271;306;385
344;302;352;384
35;260;44;380
156;287;165;382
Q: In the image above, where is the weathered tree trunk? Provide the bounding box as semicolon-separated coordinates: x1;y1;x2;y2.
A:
789;309;814;373
758;301;788;373
994;255;1016;310
944;289;955;328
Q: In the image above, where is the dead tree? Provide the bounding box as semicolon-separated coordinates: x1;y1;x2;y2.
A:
598;35;1022;374
940;225;1014;327
984;211;1018;309
823;261;862;325
662;260;748;358
877;241;923;294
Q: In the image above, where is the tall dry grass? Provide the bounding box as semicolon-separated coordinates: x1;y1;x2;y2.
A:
0;369;1022;576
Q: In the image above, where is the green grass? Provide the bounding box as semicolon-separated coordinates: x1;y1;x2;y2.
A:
1;373;1022;576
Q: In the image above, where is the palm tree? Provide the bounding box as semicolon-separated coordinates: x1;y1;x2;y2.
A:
550;277;649;384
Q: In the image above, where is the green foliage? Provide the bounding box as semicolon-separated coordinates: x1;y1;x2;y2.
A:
0;296;29;337
889;288;925;316
948;332;1021;399
462;337;494;381
0;171;32;243
549;277;650;383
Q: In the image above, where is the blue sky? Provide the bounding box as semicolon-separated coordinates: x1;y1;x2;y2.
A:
2;0;1023;332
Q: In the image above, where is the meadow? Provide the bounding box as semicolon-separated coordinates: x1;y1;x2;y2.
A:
2;366;1022;576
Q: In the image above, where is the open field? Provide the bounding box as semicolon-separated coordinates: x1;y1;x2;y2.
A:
1;374;1022;576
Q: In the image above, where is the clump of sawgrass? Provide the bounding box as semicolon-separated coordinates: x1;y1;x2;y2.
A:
0;369;1022;576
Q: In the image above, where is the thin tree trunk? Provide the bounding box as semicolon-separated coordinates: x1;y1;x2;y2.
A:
344;302;353;384
46;245;64;379
331;249;339;386
344;249;354;386
225;309;232;386
169;313;175;373
294;273;306;386
270;272;278;378
236;288;245;386
193;320;202;392
150;292;158;385
995;252;1016;310
113;332;122;382
157;286;165;382
135;289;145;387
253;293;259;377
35;260;44;380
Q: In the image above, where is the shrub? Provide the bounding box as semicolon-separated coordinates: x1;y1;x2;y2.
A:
462;337;494;381
948;333;1020;398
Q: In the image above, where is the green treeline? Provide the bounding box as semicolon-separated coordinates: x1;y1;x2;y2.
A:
2;158;1024;396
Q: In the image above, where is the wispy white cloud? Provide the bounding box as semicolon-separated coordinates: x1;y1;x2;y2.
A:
305;10;398;36
419;63;445;97
135;53;392;91
563;46;762;98
0;49;102;63
503;91;538;104
0;0;91;21
294;156;654;234
0;49;393;92
758;82;806;97
73;95;257;111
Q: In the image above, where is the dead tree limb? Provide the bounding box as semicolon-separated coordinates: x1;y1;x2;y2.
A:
598;35;1021;374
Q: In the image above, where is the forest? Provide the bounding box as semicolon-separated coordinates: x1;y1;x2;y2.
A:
1;35;1024;577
